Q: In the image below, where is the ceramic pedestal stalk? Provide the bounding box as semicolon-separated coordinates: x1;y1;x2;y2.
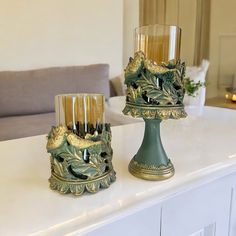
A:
129;119;174;180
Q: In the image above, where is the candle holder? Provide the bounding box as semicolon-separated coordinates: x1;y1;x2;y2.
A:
225;75;236;103
225;89;236;103
123;25;187;181
46;94;116;195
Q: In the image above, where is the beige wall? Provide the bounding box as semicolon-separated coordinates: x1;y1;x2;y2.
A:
208;0;236;98
0;0;123;77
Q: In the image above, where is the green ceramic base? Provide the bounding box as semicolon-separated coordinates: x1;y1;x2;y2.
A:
129;119;175;181
129;158;175;181
49;169;116;196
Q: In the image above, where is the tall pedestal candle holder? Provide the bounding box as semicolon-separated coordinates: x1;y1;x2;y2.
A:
123;25;187;181
46;94;116;195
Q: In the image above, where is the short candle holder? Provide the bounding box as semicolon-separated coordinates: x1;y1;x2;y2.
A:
46;94;116;195
123;24;187;181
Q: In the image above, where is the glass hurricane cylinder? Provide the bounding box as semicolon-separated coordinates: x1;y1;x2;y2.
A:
135;24;181;64
55;94;105;137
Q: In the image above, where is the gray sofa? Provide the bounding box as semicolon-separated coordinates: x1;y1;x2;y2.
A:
0;64;114;141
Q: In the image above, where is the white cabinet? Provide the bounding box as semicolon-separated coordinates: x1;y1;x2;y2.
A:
84;205;161;236
1;108;236;236
86;173;236;236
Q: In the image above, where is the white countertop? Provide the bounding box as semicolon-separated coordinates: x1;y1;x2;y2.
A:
106;96;142;125
1;106;236;236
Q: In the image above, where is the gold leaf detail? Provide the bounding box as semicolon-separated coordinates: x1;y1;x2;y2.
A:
125;51;145;77
47;125;68;150
67;133;102;149
144;59;176;74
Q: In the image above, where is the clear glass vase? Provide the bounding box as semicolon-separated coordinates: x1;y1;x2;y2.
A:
55;93;105;138
135;24;181;64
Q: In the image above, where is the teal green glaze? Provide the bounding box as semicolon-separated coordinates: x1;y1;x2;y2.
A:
134;119;169;166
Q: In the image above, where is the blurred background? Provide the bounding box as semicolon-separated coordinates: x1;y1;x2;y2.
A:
0;0;235;108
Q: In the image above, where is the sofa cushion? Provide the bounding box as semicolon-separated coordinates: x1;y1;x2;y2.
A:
0;64;110;117
0;113;55;141
0;109;119;141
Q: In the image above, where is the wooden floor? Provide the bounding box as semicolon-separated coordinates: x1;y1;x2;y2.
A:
206;97;236;110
